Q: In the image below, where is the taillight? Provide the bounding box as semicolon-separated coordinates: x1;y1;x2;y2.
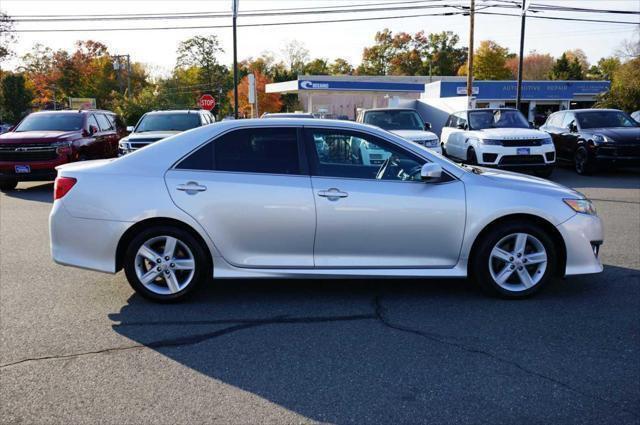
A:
54;177;77;200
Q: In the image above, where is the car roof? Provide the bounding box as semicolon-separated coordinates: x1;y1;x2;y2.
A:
29;109;113;115
362;108;416;112
145;110;209;115
562;109;623;114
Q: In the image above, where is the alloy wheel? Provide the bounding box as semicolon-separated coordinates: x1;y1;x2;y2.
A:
575;149;586;174
488;233;548;292
134;235;196;295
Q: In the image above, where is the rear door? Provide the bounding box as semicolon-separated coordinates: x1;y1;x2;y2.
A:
165;126;316;268
94;113;118;157
304;127;466;268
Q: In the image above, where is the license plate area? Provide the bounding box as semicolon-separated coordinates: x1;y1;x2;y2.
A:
517;148;530;155
15;165;31;173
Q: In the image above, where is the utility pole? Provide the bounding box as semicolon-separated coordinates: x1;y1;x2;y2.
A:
232;0;239;119
515;0;528;112
112;54;132;99
126;54;132;100
466;0;475;105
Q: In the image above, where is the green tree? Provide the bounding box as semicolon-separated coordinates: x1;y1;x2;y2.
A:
176;35;231;117
549;53;584;80
328;58;354;75
113;85;169;126
420;31;468;76
0;73;33;123
588;56;620;80
596;57;640;112
304;58;330;75
458;40;512;80
357;29;394;75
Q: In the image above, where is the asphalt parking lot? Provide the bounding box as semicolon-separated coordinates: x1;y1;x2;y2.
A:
1;167;639;425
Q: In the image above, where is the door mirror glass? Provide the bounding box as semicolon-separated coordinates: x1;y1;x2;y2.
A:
126;125;135;133
420;163;442;182
424;122;432;131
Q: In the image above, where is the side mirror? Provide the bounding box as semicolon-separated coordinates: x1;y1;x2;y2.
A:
89;125;99;135
569;123;578;133
126;126;134;133
420;163;443;182
424;122;432;131
456;123;466;130
529;121;535;128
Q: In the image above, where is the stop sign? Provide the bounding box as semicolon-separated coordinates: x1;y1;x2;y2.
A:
198;94;216;110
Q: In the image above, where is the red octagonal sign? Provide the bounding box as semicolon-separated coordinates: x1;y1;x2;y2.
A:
198;94;216;111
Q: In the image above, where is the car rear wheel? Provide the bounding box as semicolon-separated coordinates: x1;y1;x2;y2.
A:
574;146;595;175
472;221;556;298
123;226;209;302
0;179;18;191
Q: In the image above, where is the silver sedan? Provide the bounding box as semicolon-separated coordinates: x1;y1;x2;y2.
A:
49;118;603;302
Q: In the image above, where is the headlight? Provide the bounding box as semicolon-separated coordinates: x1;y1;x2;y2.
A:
564;198;597;215
479;139;502;145
119;140;130;149
52;141;72;155
591;134;610;144
542;137;553;145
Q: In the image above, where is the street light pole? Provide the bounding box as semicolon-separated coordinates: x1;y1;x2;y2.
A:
232;0;239;119
466;0;475;106
515;0;528;112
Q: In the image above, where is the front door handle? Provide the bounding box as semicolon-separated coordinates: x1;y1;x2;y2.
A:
176;181;207;194
318;188;348;200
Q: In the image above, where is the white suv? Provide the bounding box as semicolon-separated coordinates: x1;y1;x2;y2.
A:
441;108;556;177
357;108;441;154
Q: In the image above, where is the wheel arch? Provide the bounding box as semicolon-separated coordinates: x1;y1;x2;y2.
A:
115;217;214;273
468;213;567;277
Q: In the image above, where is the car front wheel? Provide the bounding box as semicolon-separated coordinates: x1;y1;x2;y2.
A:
472;221;557;298
0;179;18;191
574;146;595;175
123;226;209;302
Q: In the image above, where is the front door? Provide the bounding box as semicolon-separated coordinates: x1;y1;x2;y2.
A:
166;126;316;268
305;128;466;268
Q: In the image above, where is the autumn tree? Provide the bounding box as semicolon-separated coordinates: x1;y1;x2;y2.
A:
587;56;621;80
329;58;354;75
505;51;555;80
564;49;590;72
458;40;512;80
0;12;16;66
281;40;309;75
596;57;640;112
230;70;282;118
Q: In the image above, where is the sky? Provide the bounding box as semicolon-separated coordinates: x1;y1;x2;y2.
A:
2;0;639;77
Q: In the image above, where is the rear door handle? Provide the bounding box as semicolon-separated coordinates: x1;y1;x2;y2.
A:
176;182;207;194
318;188;348;200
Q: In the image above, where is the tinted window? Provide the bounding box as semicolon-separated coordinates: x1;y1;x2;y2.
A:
363;110;423;131
95;114;113;131
136;113;202;132
456;113;468;128
468;109;529;129
561;113;576;129
15;113;83;132
176;142;214;170
214;128;300;174
576;111;639;129
307;129;425;181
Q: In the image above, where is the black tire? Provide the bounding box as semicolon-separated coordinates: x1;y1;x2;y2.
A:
441;143;447;157
534;167;554;179
0;179;18;191
123;225;210;302
467;147;478;165
574;146;596;175
471;220;557;299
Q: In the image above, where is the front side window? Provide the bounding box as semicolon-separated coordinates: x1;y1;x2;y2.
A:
95;114;113;131
307;129;426;182
363;110;424;131
468;109;529;130
136;113;202;132
576;111;639;129
214;127;300;174
15;113;84;132
561;113;576;129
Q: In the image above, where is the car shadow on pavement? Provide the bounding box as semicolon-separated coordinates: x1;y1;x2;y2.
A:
3;182;53;203
550;166;640;190
109;265;640;424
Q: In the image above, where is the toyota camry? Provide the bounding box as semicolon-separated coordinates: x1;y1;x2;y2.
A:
49;118;603;302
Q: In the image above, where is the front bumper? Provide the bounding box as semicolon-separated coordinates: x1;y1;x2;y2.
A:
50;200;131;273
475;144;555;169
557;212;604;276
0;156;70;182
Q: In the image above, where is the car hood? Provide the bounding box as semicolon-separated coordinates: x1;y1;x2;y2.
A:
470;128;548;139
126;131;181;140
0;130;80;144
474;166;583;198
390;129;438;140
584;127;640;143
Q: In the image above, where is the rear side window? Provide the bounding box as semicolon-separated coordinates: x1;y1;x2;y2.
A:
213;128;300;175
95;114;113;131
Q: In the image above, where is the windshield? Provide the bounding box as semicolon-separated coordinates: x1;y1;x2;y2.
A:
364;110;424;131
468;109;529;130
136;113;201;132
15;113;83;132
576;111;639;129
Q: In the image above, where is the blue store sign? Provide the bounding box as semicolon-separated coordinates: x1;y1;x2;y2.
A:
298;79;425;92
440;81;610;100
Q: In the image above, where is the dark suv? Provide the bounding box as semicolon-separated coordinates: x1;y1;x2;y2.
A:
0;110;126;190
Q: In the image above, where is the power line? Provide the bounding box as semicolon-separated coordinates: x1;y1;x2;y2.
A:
477;11;639;25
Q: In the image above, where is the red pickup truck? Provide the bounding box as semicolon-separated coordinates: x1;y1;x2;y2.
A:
0;110;126;191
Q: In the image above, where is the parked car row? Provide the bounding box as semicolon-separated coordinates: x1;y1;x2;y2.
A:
0;108;214;191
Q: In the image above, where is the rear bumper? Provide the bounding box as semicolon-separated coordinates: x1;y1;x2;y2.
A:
557;212;604;276
49;200;131;273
